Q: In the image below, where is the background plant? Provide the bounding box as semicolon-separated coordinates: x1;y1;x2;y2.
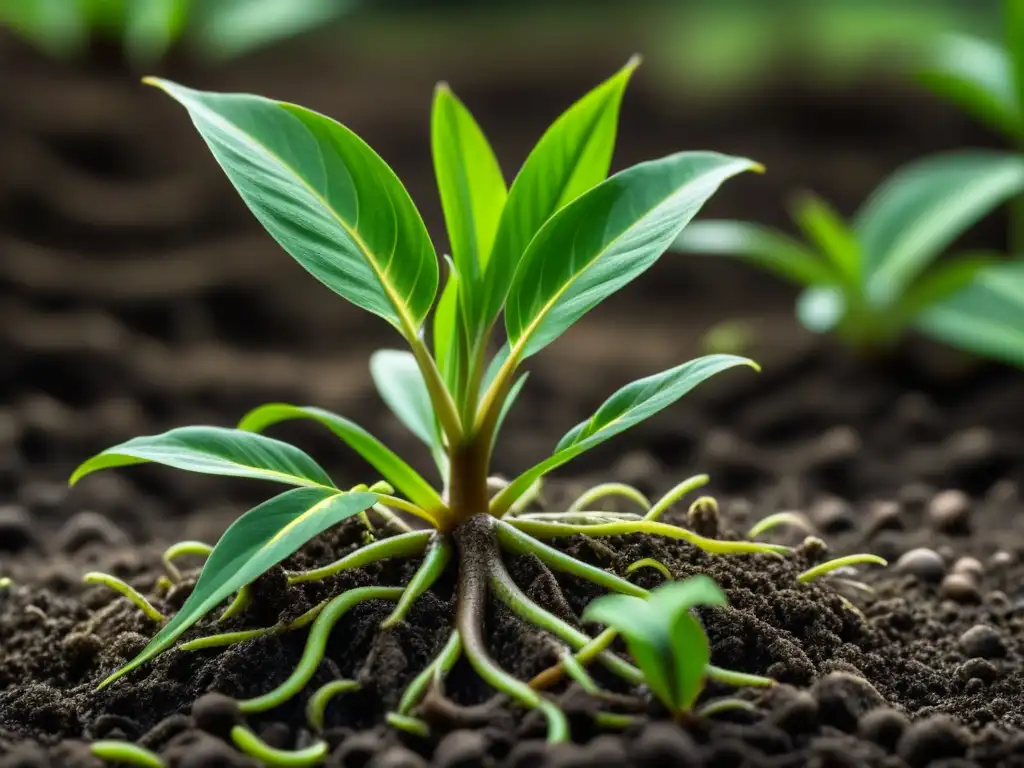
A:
0;0;359;64
918;0;1024;251
70;61;787;757
673;150;1024;367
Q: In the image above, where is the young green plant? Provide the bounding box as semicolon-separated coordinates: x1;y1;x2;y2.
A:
582;576;760;721
71;59;783;746
0;0;355;64
918;0;1024;251
674;151;1024;367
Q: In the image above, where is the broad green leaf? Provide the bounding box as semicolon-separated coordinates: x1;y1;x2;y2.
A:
431;84;507;327
856;151;1024;307
918;34;1021;137
670;615;709;712
370;349;448;474
70;426;333;488
916;260;1024;368
790;192;859;285
238;404;444;512
673;221;839;287
492;355;755;514
193;0;358;61
124;0;190;64
796;285;846;334
1008;0;1024;124
146;79;438;337
1;0;88;57
479;58;638;331
506;152;760;360
99;487;376;688
896;252;1001;323
582;593;675;708
433;260;469;404
491;373;528;452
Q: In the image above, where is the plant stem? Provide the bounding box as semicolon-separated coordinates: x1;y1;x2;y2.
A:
446;438;491;528
409;337;464;444
287;530;432;584
398;629;462;715
382;534;453;627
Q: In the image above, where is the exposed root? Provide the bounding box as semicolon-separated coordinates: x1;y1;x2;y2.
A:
306;680;361;732
381;534;452;628
417;685;507;730
287;530;432;584
91;741;165;767
83;572;165;622
567;482;651;513
625;557;672;580
798;554;887;583
644;474;710;521
161;541;213;583
231;725;327;766
397;630;462;716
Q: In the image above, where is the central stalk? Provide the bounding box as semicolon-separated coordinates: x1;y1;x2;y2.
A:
446;438;492;529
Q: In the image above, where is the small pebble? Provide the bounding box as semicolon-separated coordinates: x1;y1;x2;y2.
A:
191;693;240;737
57;511;130;553
769;691;819;733
897;715;967;768
175;735;251;768
810;497;854;534
959;625;1006;659
951;557;984;582
857;707;908;751
865;500;902;536
367;746;428;768
811;671;886;732
989;550;1015;570
895;548;946;583
0;505;35;552
897;482;934;513
986;479;1018;505
955;658;999;683
928;489;971;533
433;730;489;768
631;722;701;768
941;573;981;604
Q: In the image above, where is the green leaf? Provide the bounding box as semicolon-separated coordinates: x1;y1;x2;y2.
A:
99;486;376;688
673;220;839;287
583;576;726;713
70;426;333;488
918;34;1021;137
193;0;358;61
896;252;1001;323
789;192;859;285
370;350;448;474
506;152;760;360
238;404;444;512
433;261;468;401
916;259;1024;368
431;84;507;328
146;78;438;337
124;0;190;64
491;373;528;452
856;151;1024;307
1007;0;1024;124
479;57;639;332
493;355;756;514
1;0;88;57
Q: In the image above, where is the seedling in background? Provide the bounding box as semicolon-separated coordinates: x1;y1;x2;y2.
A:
674;151;1024;368
0;0;356;64
918;0;1024;251
583;576;761;721
71;59;792;759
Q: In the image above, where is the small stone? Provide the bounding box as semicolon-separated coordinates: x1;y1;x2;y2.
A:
857;707;908;752
332;730;383;768
769;691;819;733
0;505;35;552
0;743;49;768
989;550;1015;570
928;489;971;534
367;746;428;768
986;479;1018;505
951;557;984;582
959;625;1006;659
941;573;981;604
865;500;902;536
550;736;628;768
811;672;886;732
175;735;251;768
897;715;967;768
631;722;701;768
987;590;1011;615
895;548;946;583
810;497;854;534
502;740;549;768
806;426;861;470
897;482;934;513
433;730;489;768
191;693;240;737
57;511;130;553
955;658;999;684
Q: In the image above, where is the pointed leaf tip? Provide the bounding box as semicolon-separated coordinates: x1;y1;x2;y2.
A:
625;53;643;71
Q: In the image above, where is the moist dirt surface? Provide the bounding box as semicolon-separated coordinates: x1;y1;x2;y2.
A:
3;35;1024;768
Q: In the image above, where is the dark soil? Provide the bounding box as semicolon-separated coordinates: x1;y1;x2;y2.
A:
3;30;1024;768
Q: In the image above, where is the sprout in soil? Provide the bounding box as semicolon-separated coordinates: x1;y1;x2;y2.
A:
70;58;873;761
1;0;356;65
673;151;1024;368
917;0;1024;253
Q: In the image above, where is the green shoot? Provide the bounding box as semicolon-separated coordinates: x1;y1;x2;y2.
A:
674;153;1024;367
582;576;770;720
68;60;787;743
